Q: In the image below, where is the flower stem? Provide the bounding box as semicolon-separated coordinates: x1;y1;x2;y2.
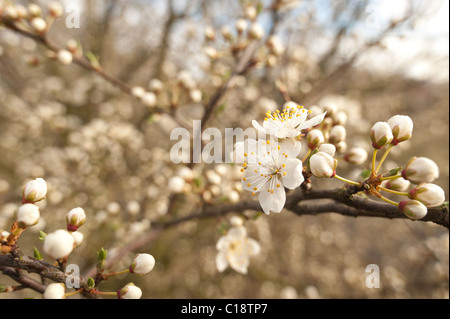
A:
378;186;409;197
375;144;393;173
371;149;378;174
64;289;83;298
334;174;360;186
378;195;399;207
302;149;312;163
379;174;402;181
102;268;130;279
91;289;117;296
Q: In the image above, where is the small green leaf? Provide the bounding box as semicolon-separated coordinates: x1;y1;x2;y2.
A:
382;167;402;178
97;247;107;262
38;230;47;241
87;277;95;289
33;247;43;260
361;169;371;179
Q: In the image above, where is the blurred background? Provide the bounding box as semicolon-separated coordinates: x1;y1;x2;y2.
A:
0;0;448;299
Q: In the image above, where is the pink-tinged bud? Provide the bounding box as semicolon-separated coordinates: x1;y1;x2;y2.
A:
129;253;156;275
408;183;445;207
381;177;410;192
344;147;368;165
402;156;439;184
370;121;393;149
117;283;142;299
309;152;338;178
328;125;346;144
399;200;427;220
17;203;40;228
66;207;86;231
22;178;47;203
387;115;413;145
307;129;324;149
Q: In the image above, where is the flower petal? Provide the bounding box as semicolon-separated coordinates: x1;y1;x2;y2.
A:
276;127;300;139
258;180;286;215
245;238;261;256
281;158;304;189
297;111;327;131
216;252;229;272
279;138;302;158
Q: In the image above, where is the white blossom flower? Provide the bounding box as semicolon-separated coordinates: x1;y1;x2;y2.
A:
117;283;142;299
402;156;439;184
240;139;304;215
22;178;47;203
399;200;427;220
252;104;326;139
216;225;260;274
43;283;65;299
16;203;40;228
43;229;75;259
129;253;156;275
72;231;84;247
408;183;445;207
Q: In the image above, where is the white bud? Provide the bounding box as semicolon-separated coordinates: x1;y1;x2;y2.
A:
344;147;368;165
249;22;264;40
244;6;257;21
47;2;64;17
30;17;47;33
317;143;336;157
168;176;185;193
203;46;218;59
117;283;142;299
72;231;84;247
235;19;248;34
387;115;413;145
381;177;410;192
402;156;439;184
43;229;75;259
43;283;65;299
309;152;337;178
130;253;156;275
17;203;40;228
131;86;146;98
126;201;141;216
177;167;194;180
221;25;232;40
333;111;348;126
230;216;244;227
141;92;157;107
22;178;47;203
57;50;73;65
204;25;215;41
335;141;347;153
28;4;43;17
148;79;163;93
399;200;427;220
409;183;445;207
66;207;86;231
371;121;393;149
306;129;324;149
329;125;346;144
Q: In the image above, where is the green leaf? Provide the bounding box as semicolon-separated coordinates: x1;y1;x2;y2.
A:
97;247;107;262
38;230;47;241
33;247;43;261
87;277;95;289
382;167;402;178
361;169;371;180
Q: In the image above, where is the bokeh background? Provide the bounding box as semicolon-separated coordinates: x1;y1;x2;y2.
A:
0;0;448;299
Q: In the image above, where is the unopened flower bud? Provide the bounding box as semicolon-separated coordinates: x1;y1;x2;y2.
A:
371;121;393;149
244;6;257;21
4;5;19;20
131;86;146;98
309;152;338;178
57;49;73;65
344;147;368;165
387;115;413;145
235;19;248;34
28;4;43;17
381;177;410;192
249;22;264;40
17;203;40;228
408;183;445;207
43;229;75;259
117;283;142;299
148;79;163;93
230;216;244;227
72;231;84;247
189;89;203;103
204;46;218;59
307;129;324;149
47;2;64;17
30;17;47;33
22;178;47;203
66;207;86;231
334;141;347;153
333;111;348;126
399;200;427;220
221;25;232;40
168;176;185;193
130;253;156;275
141;92;157;107
329;125;346;144
402;156;439;184
317;143;336;157
43;283;65;299
204;25;215;41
